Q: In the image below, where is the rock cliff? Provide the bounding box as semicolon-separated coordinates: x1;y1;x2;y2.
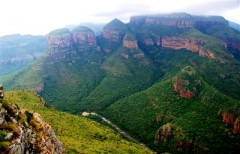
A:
172;66;201;99
47;28;74;52
140;35;215;59
0;85;4;98
123;33;138;49
162;36;215;58
0;87;64;153
72;26;97;50
130;13;228;29
220;111;240;134
47;27;98;59
173;78;196;98
103;18;127;42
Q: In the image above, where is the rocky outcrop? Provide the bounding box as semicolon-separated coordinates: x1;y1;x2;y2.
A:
172;66;201;99
220;111;240;134
47;28;74;52
0;85;4;98
47;27;98;59
155;123;194;152
103;18;127;43
162;36;215;58
0;87;64;153
123;33;138;49
173;78;195;98
154;124;172;143
72;26;96;51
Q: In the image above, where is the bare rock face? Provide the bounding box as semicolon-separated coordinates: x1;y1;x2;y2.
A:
0;85;4;98
172;66;201;99
155;123;194;152
173;78;195;99
0;88;64;153
154;124;172;143
220;111;240;134
72;26;96;51
47;28;74;52
103;18;127;43
162;36;215;59
123;33;138;49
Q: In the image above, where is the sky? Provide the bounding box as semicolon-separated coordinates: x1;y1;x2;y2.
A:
0;0;239;36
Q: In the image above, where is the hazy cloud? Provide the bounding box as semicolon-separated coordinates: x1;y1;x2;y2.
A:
0;0;239;36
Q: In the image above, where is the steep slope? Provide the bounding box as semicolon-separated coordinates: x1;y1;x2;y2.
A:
3;90;153;153
106;66;240;153
0;34;47;76
78;45;160;111
1;13;240;153
0;86;63;153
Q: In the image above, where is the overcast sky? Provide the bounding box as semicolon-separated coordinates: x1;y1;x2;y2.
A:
0;0;239;36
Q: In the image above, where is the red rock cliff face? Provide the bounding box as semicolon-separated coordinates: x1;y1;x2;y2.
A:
48;33;74;51
173;78;195;99
72;32;96;46
145;16;193;28
162;36;215;58
220;111;240;134
123;34;138;49
103;30;125;42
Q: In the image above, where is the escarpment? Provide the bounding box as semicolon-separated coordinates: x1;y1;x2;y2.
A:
47;27;98;59
102;18;127;43
123;33;138;49
130;13;194;28
0;86;64;153
72;26;97;50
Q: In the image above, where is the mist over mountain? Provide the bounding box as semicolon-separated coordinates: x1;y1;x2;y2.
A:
0;12;240;153
0;34;47;75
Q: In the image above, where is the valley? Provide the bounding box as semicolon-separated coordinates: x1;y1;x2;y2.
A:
0;12;240;153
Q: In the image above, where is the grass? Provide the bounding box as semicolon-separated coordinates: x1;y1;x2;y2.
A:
4;90;153;154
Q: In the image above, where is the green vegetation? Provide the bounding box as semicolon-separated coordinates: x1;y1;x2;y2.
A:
4;90;153;153
72;26;93;33
1;14;240;153
105;68;240;153
124;32;137;41
48;28;71;35
0;34;47;76
103;18;127;31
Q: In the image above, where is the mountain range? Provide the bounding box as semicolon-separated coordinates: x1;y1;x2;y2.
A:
0;12;240;153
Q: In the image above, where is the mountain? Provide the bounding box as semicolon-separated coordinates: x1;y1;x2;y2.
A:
229;21;240;32
0;12;240;153
0;86;153;153
0;34;47;76
66;23;104;36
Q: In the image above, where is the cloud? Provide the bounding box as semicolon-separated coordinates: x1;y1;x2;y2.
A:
179;0;239;15
0;0;239;36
